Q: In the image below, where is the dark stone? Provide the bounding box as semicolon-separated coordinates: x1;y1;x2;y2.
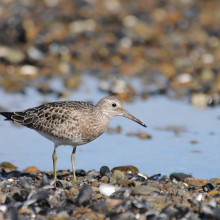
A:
125;174;145;182
75;169;86;177
100;166;110;177
110;189;126;199
149;174;161;181
4;206;18;220
28;190;49;201
17;177;31;189
170;173;193;182
75;185;93;206
56;180;64;188
202;183;215;192
41;174;50;186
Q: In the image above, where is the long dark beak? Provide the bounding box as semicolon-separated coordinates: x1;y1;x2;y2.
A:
123;110;147;127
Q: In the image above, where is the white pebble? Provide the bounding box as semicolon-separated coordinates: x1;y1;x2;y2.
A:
202;53;214;64
20;65;38;76
195;193;203;201
99;184;116;196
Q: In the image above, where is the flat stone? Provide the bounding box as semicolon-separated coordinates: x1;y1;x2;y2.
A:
184;178;208;184
133;185;160;195
24;166;39;174
110;170;125;181
0;162;17;172
170;172;193;182
187;180;202;187
144;196;167;204
0;194;7;203
209;178;220;184
111;165;139;174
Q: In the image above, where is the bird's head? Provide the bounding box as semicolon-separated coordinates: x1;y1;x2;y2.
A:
96;96;146;127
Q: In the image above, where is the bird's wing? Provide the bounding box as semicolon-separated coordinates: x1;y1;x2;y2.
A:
1;101;94;134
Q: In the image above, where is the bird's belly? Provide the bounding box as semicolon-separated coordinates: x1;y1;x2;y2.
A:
36;130;86;146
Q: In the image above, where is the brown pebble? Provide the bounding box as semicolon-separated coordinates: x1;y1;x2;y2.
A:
106;198;123;207
117;179;132;187
0;162;17;172
111;165;139;174
24;166;39;174
184;178;208;184
138;132;152;140
100;176;109;183
94;193;103;199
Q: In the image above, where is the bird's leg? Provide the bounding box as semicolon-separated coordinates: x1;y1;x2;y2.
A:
52;145;58;179
71;146;77;182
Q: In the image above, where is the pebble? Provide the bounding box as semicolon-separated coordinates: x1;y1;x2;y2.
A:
75;169;86;177
100;166;111;177
111;165;139;174
133;185;160;195
110;170;125;182
24;166;39;174
19;65;38;76
170;172;193;182
0;162;17;172
75;185;93;206
99;184;118;196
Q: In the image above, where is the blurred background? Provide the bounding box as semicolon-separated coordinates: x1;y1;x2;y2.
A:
0;0;220;179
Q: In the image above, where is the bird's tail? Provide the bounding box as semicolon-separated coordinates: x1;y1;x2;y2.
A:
0;112;14;121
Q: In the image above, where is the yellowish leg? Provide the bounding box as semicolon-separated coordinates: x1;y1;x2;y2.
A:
52;146;58;179
71;146;77;182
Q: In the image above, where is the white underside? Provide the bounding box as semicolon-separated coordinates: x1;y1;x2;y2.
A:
36;130;84;147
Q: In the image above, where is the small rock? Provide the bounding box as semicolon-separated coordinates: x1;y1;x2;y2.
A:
41;175;50;187
170;172;193;182
99;184;118;196
176;189;189;197
57;211;69;218
202;183;215;192
5;48;25;64
100;176;109;183
0;162;17;172
187;180;202;187
100;166;111;177
149;174;161;180
4;207;18;220
0;194;7;203
111;165;138;174
133;185;160;195
94;193;103;199
138;132;152;139
75;169;86;177
24;166;39;174
110;170;125;182
17;177;31;189
27;47;44;61
69;187;79;197
209;178;220;184
75;185;93;206
20;65;38;76
184;178;208;184
145;196;167;204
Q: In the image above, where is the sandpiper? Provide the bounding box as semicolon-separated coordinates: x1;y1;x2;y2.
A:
0;96;146;182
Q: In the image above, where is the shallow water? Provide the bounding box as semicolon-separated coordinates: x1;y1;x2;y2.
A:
0;75;220;179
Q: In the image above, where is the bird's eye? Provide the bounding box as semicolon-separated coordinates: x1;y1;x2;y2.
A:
112;103;116;107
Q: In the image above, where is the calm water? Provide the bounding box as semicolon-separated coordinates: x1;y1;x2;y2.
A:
0;75;220;179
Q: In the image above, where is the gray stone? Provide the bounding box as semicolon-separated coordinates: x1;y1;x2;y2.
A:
110;170;125;181
170;172;193;182
133;185;160;195
176;189;188;197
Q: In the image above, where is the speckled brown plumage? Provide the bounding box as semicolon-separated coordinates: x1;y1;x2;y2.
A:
0;96;146;182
